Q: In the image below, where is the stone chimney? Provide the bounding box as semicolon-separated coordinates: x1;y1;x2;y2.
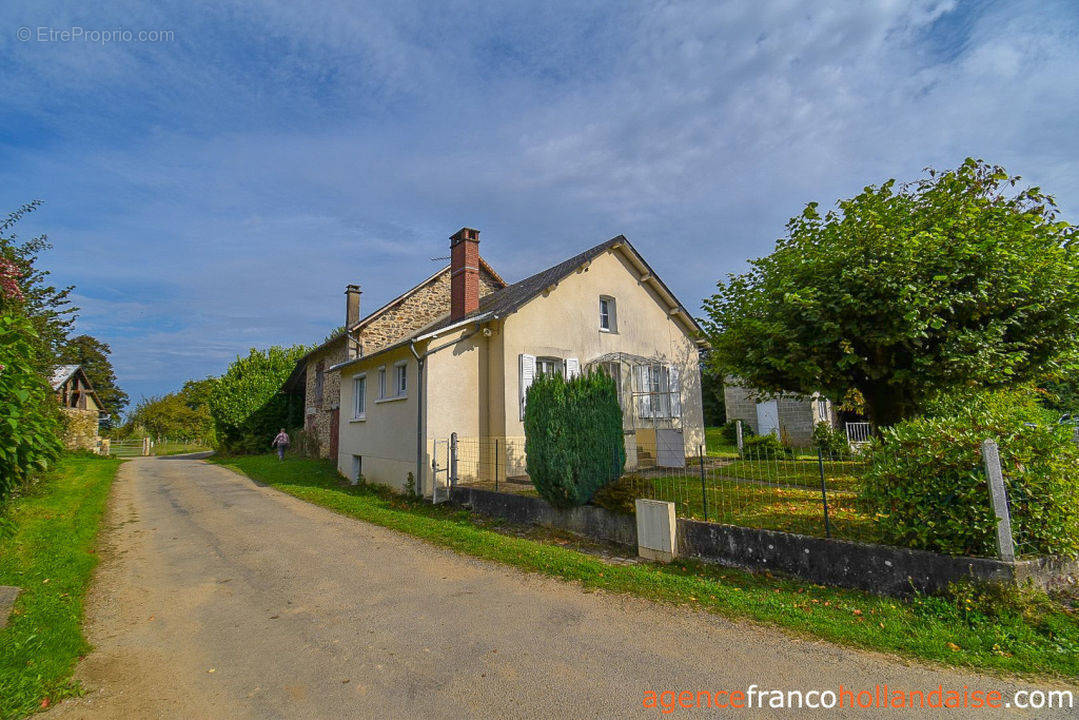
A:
345;284;362;359
450;228;480;321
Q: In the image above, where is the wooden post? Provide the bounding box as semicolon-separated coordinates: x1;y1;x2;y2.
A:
981;440;1015;562
735;420;744;454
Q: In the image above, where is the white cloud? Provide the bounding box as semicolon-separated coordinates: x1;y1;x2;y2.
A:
1;0;1076;401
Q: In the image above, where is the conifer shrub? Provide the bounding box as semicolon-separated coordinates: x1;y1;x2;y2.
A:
523;369;625;508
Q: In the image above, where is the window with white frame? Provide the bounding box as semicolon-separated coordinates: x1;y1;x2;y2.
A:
352;374;366;418
395;361;408;396
599;296;616;332
634;364;682;419
378;366;387;399
536;356;564;378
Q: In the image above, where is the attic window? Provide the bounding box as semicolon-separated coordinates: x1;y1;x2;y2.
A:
599;296;617;332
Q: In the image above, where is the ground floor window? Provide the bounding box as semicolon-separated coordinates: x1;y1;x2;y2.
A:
536;357;564;378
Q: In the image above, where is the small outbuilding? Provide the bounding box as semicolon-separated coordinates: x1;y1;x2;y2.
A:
50;364;104;451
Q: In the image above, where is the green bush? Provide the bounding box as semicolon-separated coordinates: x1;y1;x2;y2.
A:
812;421;851;459
860;390;1079;557
740;433;792;460
0;311;62;503
591;474;653;515
718;420;754;444
524;369;625;508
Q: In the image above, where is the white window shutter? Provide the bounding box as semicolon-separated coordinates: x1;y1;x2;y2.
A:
519;353;536;420
669;365;682;418
635;365;651;418
566;357;580;379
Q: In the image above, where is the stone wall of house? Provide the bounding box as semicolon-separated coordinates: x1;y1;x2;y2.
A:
301;267;502;459
303;341;346;459
60;408;99;451
357;268;501;355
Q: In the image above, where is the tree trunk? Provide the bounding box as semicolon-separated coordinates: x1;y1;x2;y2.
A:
859;383;911;430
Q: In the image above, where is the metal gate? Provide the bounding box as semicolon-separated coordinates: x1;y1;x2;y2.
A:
108;438;150;457
430;436;455;504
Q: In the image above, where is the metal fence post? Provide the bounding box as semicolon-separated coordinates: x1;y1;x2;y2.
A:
817;447;831;538
735;420;744;454
494;438;499;493
698;445;708;522
981;439;1016;562
449;432;459;489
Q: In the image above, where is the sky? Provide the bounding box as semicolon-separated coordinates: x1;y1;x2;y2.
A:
1;0;1077;406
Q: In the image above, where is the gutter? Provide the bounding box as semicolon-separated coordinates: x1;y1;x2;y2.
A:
408;319;490;497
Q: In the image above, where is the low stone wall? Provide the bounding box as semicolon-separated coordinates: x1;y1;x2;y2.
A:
60;408;99;451
677;519;1077;595
450;487;1078;596
449;486;637;547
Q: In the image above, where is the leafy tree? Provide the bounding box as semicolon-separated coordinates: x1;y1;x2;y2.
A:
0;201;77;371
524;369;625;508
118;378;216;442
60;334;128;417
208;346;307;451
699;357;726;426
703;159;1079;428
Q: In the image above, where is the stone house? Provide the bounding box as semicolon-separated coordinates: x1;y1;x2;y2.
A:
723;380;836;446
51;364;104;451
333;228;707;494
282;256;505;459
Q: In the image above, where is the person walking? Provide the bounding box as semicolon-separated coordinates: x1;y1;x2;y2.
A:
272;428;290;460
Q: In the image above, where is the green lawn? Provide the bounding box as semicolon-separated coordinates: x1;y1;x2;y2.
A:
213;454;1079;680
0;454;122;720
642;474;878;542
151;441;210;456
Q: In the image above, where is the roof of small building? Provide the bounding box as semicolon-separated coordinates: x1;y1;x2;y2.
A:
50;364;81;390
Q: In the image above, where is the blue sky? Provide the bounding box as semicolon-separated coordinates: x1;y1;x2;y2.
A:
2;0;1077;405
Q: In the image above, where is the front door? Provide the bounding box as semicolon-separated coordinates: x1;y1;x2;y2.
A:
756;399;779;437
329;408;340;459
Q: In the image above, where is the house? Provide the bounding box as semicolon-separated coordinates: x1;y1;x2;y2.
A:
723;380;836;446
332;228;707;495
50;364;104;451
281;258;505;459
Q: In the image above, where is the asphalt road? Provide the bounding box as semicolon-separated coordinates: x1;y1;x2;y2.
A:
50;456;1071;719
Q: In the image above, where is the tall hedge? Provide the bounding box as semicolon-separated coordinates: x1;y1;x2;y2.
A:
859;390;1079;557
207;345;307;452
523;369;625;508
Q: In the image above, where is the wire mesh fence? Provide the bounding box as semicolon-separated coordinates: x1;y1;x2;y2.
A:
442;434;875;543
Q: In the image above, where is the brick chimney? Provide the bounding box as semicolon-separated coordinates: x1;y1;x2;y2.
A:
345;284;362;359
450;228;480;321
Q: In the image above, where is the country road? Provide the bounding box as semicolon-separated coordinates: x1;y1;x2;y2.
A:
50;455;1069;719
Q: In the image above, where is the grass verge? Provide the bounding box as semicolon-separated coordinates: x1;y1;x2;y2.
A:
212;454;1078;680
0;454;122;720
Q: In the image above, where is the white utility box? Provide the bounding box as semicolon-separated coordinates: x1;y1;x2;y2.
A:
635;499;677;563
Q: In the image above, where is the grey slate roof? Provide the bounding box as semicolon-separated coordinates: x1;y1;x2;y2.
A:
50;364;81;390
418;235;628;336
326;234;705;372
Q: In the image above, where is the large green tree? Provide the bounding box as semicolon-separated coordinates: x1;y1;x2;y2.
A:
208;345;307;450
703;159;1079;428
60;334;128;417
121;379;216;442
